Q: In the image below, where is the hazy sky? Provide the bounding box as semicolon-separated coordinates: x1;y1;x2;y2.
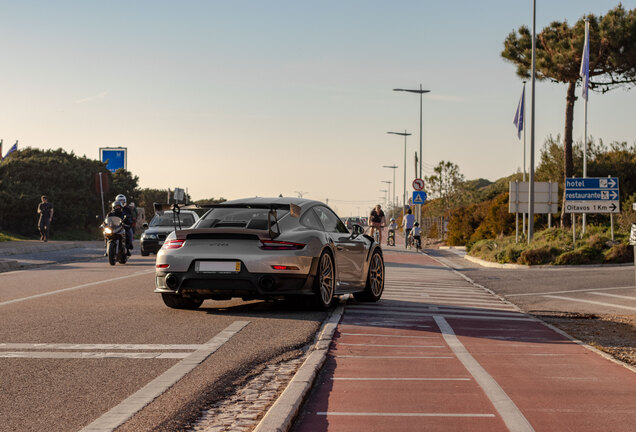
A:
2;1;634;216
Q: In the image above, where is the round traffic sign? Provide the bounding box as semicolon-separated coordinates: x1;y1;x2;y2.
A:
412;178;425;191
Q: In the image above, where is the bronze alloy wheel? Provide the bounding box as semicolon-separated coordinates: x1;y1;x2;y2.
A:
369;252;384;297
319;252;335;305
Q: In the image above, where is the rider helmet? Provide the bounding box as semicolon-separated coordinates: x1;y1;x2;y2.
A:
112;201;122;210
390;217;395;222
116;194;127;205
414;222;419;226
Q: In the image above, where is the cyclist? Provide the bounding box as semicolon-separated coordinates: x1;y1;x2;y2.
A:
369;204;386;245
387;217;398;246
409;222;422;251
402;208;415;248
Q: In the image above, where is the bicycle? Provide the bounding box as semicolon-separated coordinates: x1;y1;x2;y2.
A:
387;230;395;246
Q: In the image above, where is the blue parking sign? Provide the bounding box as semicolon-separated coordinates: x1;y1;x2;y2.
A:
100;147;127;172
412;191;427;204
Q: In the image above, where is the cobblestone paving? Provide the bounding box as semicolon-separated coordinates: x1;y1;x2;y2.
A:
188;356;305;431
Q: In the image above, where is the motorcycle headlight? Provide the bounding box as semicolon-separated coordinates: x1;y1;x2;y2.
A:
143;233;158;240
104;227;112;234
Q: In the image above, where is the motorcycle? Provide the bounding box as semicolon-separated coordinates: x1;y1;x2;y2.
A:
101;216;128;265
387;229;395;246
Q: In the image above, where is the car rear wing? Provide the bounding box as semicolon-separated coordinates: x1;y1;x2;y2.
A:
153;202;301;239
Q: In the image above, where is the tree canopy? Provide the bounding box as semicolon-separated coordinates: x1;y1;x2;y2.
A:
501;4;636;225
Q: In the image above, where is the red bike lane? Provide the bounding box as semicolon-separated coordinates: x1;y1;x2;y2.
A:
292;249;636;432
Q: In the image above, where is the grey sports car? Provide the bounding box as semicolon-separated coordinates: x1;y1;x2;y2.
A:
154;197;384;310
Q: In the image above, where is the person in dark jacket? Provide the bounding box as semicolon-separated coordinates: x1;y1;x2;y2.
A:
37;195;54;241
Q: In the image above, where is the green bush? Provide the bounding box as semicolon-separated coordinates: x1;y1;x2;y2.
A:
518;246;561;265
603;243;634;263
554;246;602;265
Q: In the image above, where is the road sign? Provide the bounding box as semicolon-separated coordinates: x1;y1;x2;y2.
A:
509;181;558;214
100;147;127;173
412;178;425;191
564;177;620;214
412;191;427;204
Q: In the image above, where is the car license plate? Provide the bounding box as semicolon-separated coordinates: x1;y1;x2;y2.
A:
196;261;241;273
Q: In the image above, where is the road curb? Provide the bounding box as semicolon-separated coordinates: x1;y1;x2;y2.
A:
253;303;344;432
463;253;633;269
0;259;19;272
0;241;88;257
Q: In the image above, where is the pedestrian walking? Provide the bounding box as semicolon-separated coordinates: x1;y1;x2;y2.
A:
37;195;54;241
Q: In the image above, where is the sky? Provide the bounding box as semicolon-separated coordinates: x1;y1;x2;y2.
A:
2;0;635;217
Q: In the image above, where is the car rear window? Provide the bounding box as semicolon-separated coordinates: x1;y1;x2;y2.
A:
198;208;289;229
150;213;195;227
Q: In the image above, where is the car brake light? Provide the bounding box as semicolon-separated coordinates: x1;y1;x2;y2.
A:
163;239;186;249
271;265;300;270
156;264;170;269
260;240;306;250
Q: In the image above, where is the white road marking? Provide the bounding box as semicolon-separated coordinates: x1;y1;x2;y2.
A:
434;316;535;432
317;412;495;417
79;320;250;432
338;343;444;348
0;343;205;350
331;377;470;381
339;333;438;339
0;351;189;359
0;270;155;307
347;309;535;322
507;286;634;297
544;295;636;311
333;355;453;359
589;292;636;301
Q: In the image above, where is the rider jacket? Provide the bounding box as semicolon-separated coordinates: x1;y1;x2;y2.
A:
107;208;132;227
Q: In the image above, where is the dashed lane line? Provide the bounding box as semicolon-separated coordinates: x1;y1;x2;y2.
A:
0;351;190;359
79;320;250;432
506;286;634;297
434;316;535;432
0;343;206;350
543;295;636;312
589;292;636;301
0;270;155;307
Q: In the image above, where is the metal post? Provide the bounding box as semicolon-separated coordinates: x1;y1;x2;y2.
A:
515;180;519;243
528;0;536;243
98;172;105;220
522;81;527;235
610;214;614;241
572;214;576;245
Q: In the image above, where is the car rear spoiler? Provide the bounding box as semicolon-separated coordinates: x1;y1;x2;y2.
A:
153;202;302;239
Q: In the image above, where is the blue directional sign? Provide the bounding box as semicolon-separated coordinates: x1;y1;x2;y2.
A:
412;191;427;205
100;147;127;173
564;177;620;214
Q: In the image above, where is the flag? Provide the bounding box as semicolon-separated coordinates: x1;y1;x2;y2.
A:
513;85;525;139
580;19;590;100
1;141;18;162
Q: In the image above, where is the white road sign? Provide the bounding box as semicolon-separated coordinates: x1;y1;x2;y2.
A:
509;181;558;214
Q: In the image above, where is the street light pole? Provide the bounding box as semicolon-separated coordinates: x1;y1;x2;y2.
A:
383;165;398;217
381;181;392;211
393;85;430;225
387;131;411;213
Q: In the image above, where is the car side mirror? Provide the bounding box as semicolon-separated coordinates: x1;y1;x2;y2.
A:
142;223;149;229
350;224;364;238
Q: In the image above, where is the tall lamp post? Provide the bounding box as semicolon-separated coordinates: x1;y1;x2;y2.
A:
383;165;398;217
387;131;411;213
381;181;392;213
394;85;430;224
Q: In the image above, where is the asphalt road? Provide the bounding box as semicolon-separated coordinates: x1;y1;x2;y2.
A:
0;255;325;432
428;249;636;316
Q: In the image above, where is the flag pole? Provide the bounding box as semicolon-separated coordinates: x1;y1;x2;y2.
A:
528;0;536;244
522;81;527;236
582;18;590;235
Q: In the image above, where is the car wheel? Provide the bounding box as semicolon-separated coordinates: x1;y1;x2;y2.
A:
161;293;203;310
354;250;384;302
310;251;335;310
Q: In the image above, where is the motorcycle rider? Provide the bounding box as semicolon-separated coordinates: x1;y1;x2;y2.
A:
115;194;134;256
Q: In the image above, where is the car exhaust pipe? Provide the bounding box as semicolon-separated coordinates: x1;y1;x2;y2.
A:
165;273;179;290
259;276;276;290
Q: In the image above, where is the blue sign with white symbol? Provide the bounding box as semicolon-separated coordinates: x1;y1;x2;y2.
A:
412;191;427;204
100;147;127;173
564;177;620;214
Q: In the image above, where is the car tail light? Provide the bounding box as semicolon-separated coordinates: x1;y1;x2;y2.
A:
271;265;300;270
163;239;186;249
156;264;170;269
260;240;306;250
